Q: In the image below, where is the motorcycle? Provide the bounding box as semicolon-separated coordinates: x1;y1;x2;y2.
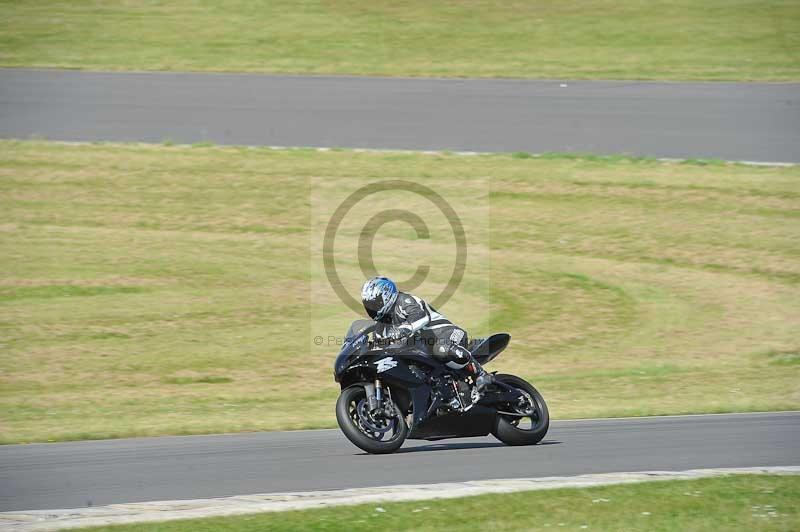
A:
333;319;549;454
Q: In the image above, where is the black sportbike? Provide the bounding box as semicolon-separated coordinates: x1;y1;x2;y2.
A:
334;320;549;454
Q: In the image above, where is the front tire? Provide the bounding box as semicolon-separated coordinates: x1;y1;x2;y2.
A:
336;384;408;454
491;374;549;446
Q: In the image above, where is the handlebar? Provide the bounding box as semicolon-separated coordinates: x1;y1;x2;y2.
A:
369;335;407;349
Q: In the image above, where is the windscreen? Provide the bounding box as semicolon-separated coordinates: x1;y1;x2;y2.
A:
346;319;376;340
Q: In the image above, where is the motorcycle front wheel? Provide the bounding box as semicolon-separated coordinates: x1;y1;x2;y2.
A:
336;384;408;454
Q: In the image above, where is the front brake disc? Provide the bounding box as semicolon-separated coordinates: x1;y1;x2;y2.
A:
356;399;393;434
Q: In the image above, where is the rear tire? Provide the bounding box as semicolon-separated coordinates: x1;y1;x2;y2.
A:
336;384;408;454
491;374;549;446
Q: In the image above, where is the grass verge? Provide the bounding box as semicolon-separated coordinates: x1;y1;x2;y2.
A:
1;1;799;80
0;140;799;443
77;474;800;531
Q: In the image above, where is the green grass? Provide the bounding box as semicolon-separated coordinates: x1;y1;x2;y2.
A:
1;140;799;443
1;1;799;80
78;475;800;531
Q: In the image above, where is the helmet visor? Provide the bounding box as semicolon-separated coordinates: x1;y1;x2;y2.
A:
363;296;383;319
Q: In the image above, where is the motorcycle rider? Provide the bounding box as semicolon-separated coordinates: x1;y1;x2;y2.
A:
360;276;493;400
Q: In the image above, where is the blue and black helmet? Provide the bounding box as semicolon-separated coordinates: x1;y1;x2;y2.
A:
361;277;398;320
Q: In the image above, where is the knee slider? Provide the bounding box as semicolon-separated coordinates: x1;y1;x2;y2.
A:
444;343;471;369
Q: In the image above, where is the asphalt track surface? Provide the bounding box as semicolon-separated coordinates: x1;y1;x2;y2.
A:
1;69;798;162
1;412;797;512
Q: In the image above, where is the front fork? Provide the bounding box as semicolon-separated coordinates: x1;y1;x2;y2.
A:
364;379;389;414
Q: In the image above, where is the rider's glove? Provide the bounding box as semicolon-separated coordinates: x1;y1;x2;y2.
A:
387;325;413;341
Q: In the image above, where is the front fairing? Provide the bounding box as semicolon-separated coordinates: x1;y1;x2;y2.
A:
334;333;369;379
333;320;376;381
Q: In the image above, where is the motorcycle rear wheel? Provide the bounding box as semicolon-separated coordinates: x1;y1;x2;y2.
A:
491;374;549;446
336;384;408;454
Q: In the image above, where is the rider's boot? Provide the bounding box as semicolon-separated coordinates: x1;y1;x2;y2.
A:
444;342;494;406
468;357;494;404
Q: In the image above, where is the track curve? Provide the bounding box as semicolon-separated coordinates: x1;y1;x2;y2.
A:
1;69;798;162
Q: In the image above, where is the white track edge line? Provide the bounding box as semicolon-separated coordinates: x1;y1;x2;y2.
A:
6;411;798;447
11;139;798;167
553;410;800;423
2;466;798;531
7;67;800;85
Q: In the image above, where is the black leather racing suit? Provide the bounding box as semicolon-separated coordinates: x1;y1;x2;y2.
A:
373;292;471;368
